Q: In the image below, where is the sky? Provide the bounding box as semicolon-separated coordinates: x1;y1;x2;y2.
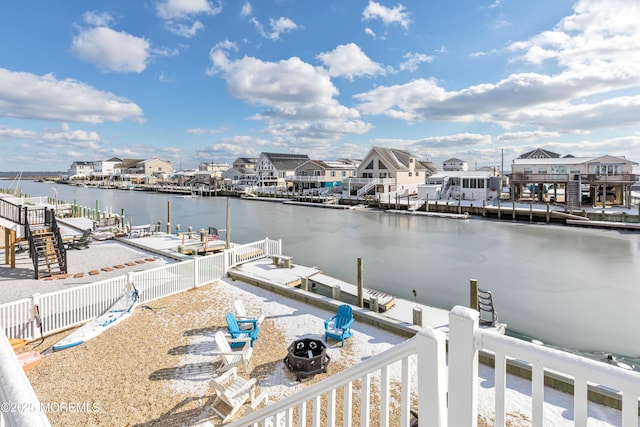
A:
1;0;639;173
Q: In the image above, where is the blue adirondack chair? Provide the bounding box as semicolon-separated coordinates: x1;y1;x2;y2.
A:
324;304;354;347
226;312;259;348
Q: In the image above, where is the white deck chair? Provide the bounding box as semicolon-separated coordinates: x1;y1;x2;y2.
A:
213;331;253;374
209;366;268;423
234;299;265;328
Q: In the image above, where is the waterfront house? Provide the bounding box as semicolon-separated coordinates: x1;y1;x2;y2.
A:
194;161;231;187
418;169;502;201
67;161;94;180
290;160;357;193
255;152;310;188
93;157;123;179
343;147;427;199
221;158;258;189
510;154;637;208
442;157;469;172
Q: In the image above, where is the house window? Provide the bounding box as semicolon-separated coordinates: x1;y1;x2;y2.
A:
314;170;322;176
341;171;346;177
300;171;308;176
365;160;374;169
409;172;412;177
378;160;387;169
538;168;547;174
330;171;336;177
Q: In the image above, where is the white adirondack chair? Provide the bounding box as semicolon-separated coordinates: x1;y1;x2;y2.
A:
234;299;265;328
209;366;268;423
213;331;253;374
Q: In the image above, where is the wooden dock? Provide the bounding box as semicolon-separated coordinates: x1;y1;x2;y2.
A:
309;273;395;312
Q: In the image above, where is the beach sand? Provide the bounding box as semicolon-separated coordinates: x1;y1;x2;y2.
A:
20;276;412;426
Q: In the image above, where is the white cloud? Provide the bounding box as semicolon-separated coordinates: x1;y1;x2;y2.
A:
0;68;143;123
355;0;640;136
164;20;205;37
156;0;221;20
364;27;376;38
362;0;411;29
82;11;115;27
240;2;252;17
397;52;433;72
317;43;385;80
207;46;371;143
497;131;561;142
0;127;37;140
251;16;302;40
156;0;221;37
187;127;228;135
268;17;300;40
71;27;150;73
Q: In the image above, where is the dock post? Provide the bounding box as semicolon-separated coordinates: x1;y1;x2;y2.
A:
370;296;379;312
301;277;308;291
470;279;478;310
497;199;501;220
167;201;172;234
412;307;423;327
482;200;486;217
332;285;341;300
357;257;364;308
546;203;550;223
530;201;533;223
512;201;516;221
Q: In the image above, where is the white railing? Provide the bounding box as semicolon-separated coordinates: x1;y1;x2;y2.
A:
0;239;280;342
228;328;448;427
231;306;640;427
226;239;280;270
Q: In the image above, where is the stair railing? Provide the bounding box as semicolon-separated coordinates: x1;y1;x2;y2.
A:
46;209;67;275
23;207;40;279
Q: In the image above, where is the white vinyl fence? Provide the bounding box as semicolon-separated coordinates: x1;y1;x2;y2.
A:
0;238;280;427
0;238;279;343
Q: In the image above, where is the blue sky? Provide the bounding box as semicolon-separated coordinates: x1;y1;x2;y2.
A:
1;0;639;172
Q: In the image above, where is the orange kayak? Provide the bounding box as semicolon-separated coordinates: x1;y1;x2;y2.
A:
9;338;28;351
17;351;42;372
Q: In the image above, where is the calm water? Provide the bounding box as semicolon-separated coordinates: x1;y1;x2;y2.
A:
12;181;640;364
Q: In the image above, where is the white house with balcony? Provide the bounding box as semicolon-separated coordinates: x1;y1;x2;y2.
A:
510;154;637;208
290;160;357;193
419;170;502;201
255;152;310;188
222;157;258;189
67;161;94;179
343;147;427;199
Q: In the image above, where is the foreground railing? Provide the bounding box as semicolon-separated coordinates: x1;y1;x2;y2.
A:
232;306;640;427
228;328;448;427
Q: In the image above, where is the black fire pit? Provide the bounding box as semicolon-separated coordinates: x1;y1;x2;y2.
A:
284;338;330;381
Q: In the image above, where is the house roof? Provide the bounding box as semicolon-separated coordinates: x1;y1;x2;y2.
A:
116;159;145;169
261;152;310;171
443;158;466;164
512;155;637;166
298;160;356;170
370;147;427;171
518;148;561;159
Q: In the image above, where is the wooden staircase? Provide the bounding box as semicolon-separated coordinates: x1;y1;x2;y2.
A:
29;227;66;279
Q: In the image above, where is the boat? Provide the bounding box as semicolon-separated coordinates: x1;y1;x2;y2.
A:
9;338;28;351
17;351;42;372
52;288;139;351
